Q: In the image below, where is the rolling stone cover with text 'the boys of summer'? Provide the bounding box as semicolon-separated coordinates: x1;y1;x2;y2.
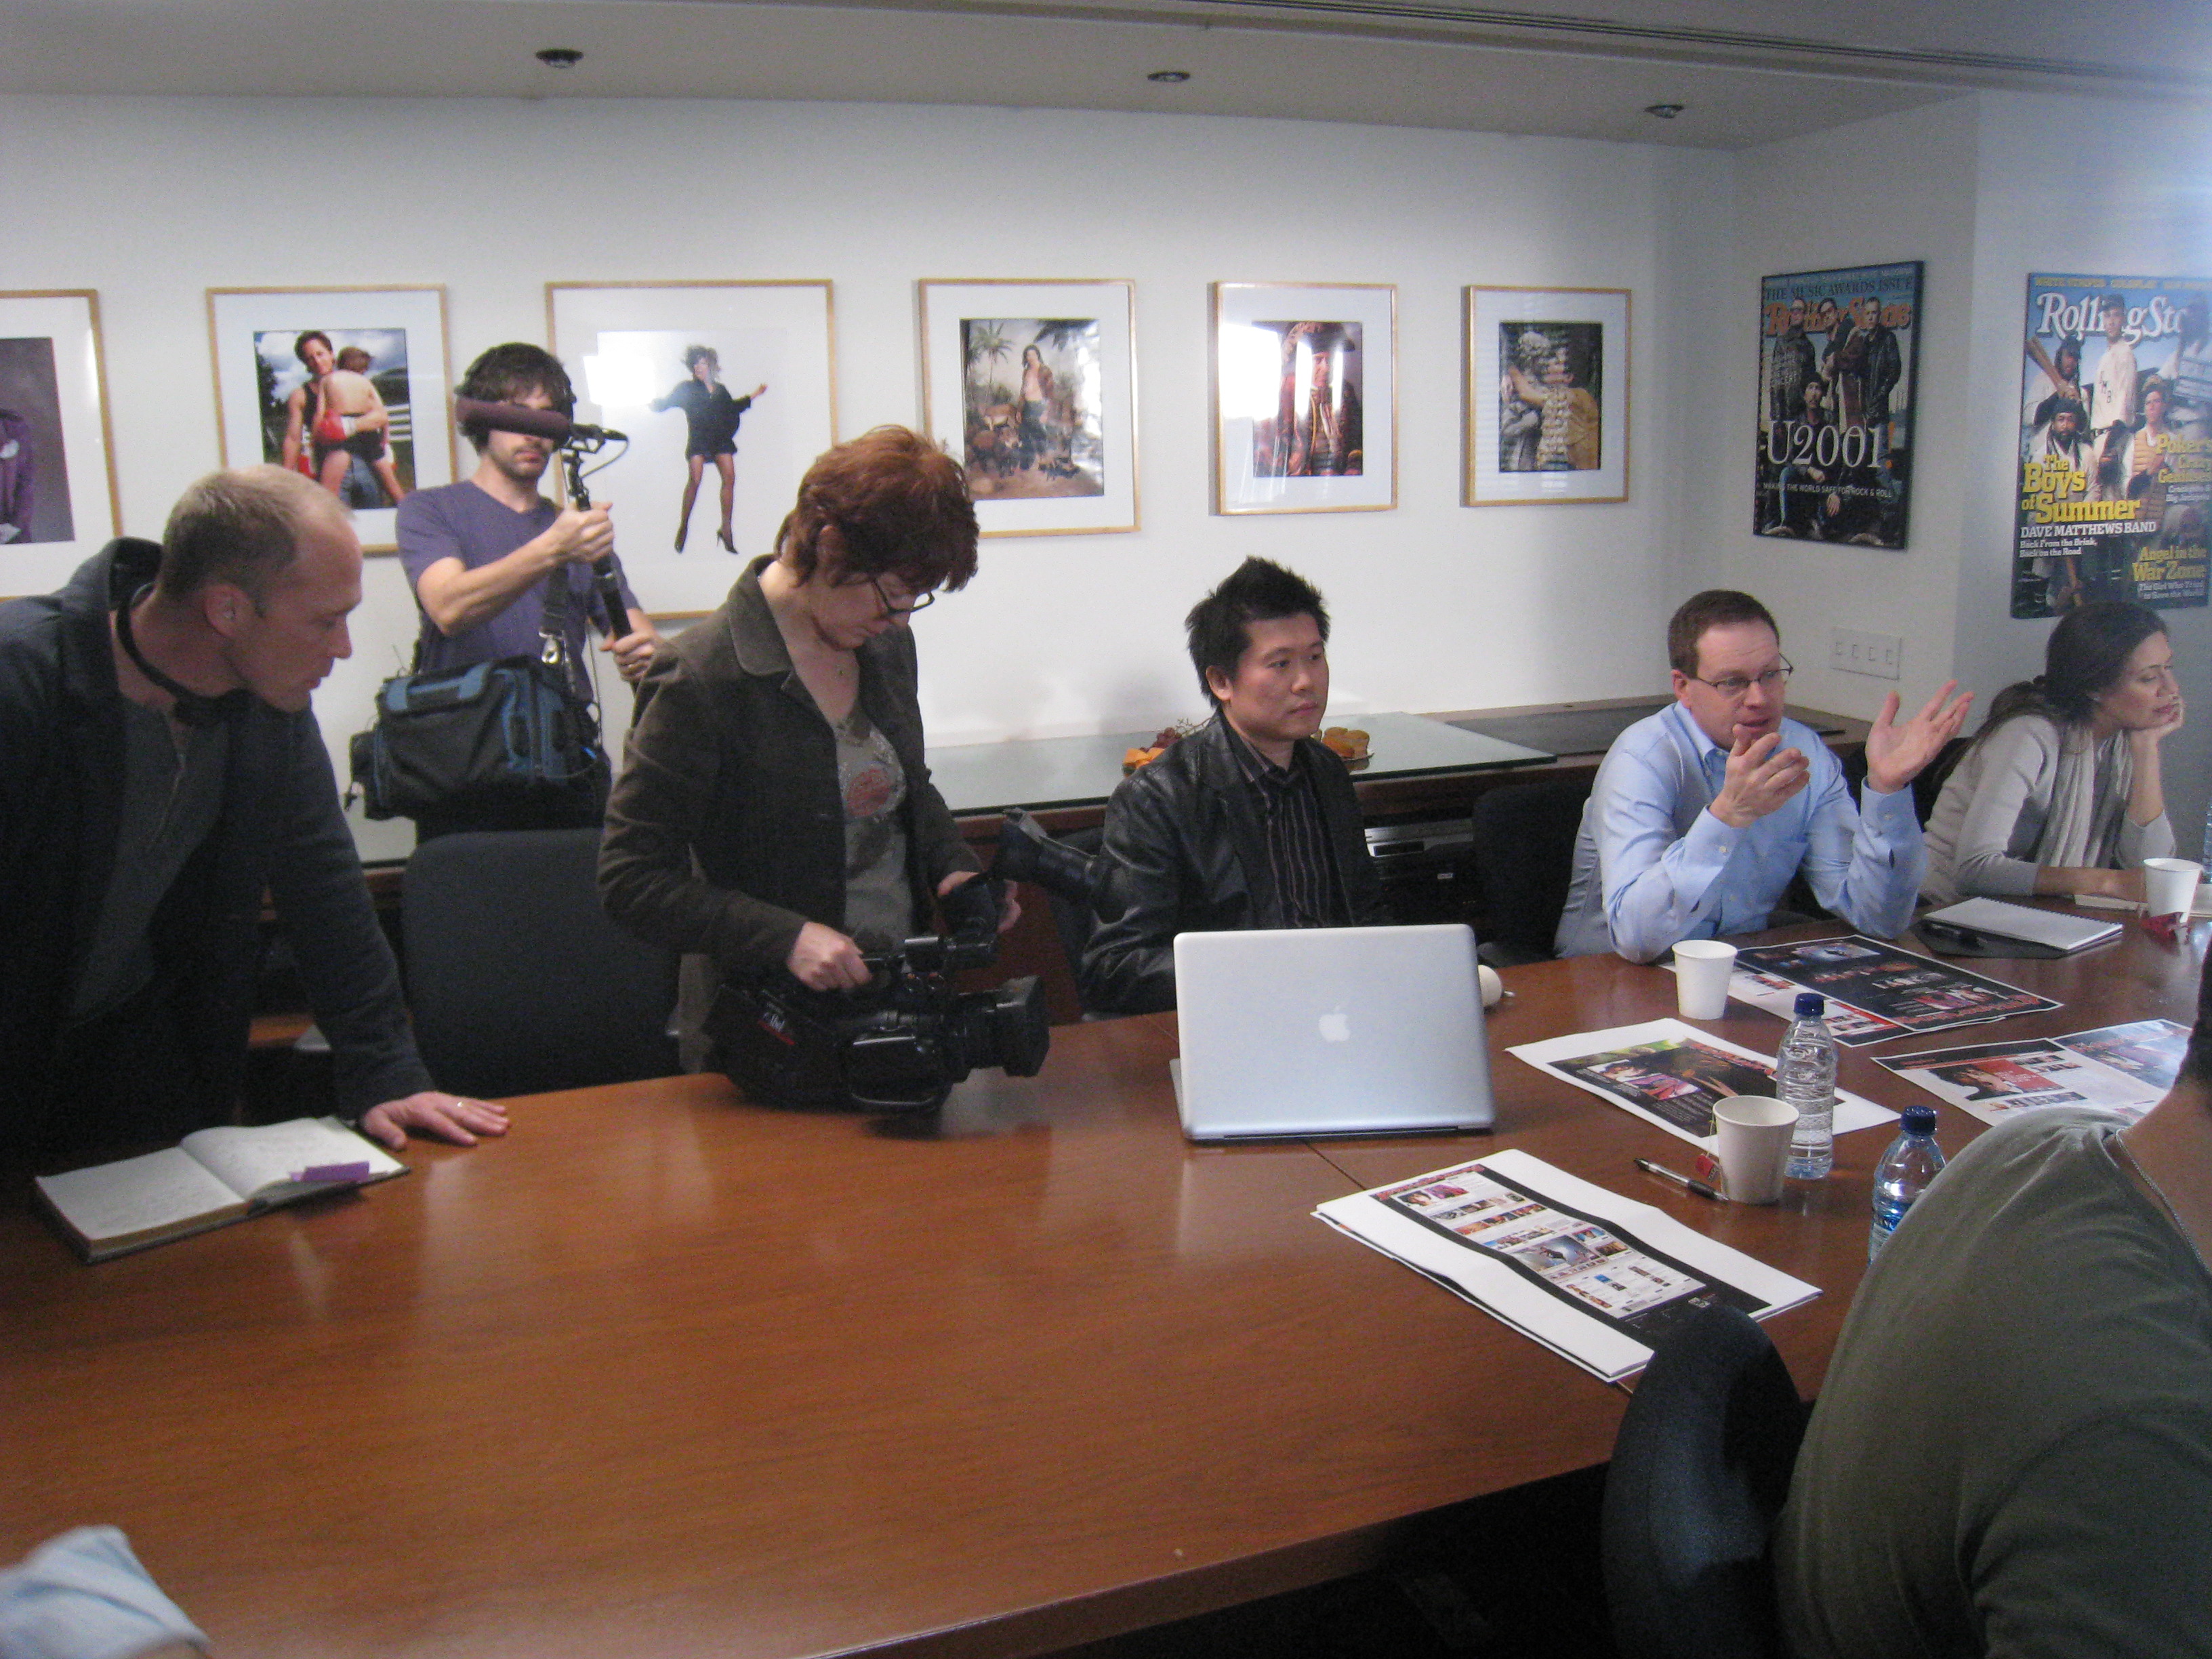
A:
2013;272;2212;618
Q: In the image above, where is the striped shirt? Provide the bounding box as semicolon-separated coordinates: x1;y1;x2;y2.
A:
1225;725;1346;928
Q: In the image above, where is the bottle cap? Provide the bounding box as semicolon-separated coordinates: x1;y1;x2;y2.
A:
1793;991;1826;1017
1900;1105;1938;1136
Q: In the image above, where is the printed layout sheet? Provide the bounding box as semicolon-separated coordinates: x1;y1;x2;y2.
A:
1877;1019;2188;1126
1721;935;2059;1047
1315;1149;1820;1383
1509;1019;1893;1149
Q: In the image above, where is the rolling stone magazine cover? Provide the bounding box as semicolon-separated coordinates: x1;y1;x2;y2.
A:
2014;273;2212;617
1756;262;1922;550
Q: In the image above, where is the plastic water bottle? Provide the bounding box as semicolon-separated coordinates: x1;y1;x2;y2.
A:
1869;1104;1945;1261
1778;991;1838;1181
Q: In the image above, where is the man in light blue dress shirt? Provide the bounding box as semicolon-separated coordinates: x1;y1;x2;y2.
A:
1555;590;1972;961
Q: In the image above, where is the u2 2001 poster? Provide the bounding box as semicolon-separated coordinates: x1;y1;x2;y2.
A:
2012;272;2212;618
1754;262;1921;550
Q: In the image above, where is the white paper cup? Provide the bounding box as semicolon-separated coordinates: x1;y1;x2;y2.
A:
1673;939;1738;1020
1711;1094;1799;1205
2143;857;2202;922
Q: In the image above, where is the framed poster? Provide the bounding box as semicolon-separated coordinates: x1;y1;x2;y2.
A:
549;281;836;612
0;290;120;584
1211;282;1395;515
1753;262;1921;550
917;279;1137;537
1465;285;1629;506
2011;272;2211;617
207;286;455;554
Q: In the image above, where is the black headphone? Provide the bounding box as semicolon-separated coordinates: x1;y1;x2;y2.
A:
115;583;251;728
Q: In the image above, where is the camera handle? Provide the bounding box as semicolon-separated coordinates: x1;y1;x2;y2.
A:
558;436;632;640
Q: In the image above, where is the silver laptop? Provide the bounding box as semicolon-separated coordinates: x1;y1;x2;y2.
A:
1170;923;1495;1141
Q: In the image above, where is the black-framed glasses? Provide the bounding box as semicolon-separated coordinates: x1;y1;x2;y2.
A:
1689;659;1793;701
869;575;936;617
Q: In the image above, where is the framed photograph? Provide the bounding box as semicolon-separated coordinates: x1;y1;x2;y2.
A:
549;281;836;611
2010;272;2210;617
917;279;1137;537
1212;282;1395;514
0;290;121;580
207;287;454;554
1753;262;1921;550
1465;286;1629;506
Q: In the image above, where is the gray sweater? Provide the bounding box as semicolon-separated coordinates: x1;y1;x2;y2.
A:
1921;714;2172;905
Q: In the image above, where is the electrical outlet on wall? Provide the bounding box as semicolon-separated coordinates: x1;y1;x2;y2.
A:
1830;628;1902;680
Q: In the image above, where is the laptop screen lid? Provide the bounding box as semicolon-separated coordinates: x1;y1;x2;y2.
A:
1171;923;1494;1141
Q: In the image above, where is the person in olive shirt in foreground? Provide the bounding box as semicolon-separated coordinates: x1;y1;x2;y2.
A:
1774;964;2212;1658
1079;557;1387;1015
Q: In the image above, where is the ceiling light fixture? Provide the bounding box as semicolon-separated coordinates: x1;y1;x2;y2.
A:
1147;70;1192;83
536;47;584;68
1643;102;1685;119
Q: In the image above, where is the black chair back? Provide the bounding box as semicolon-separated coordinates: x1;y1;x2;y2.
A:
403;827;679;1098
1038;825;1107;1015
1600;1303;1809;1659
1844;733;1970;827
1469;777;1595;962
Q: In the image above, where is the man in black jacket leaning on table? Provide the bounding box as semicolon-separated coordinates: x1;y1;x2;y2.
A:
0;466;506;1166
1080;556;1387;1015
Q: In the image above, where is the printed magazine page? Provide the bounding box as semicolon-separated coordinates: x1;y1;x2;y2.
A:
1755;262;1921;550
2013;272;2211;619
1729;935;2057;1046
1314;1149;1820;1384
1508;1019;1893;1149
1877;1019;2187;1127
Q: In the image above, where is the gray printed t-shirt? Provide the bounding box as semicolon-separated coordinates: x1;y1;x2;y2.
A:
837;705;912;951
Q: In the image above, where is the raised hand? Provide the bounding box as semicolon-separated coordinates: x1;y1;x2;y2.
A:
1710;731;1811;829
1864;680;1973;796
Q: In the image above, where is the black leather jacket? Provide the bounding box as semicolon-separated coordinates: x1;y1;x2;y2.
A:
1078;715;1387;1015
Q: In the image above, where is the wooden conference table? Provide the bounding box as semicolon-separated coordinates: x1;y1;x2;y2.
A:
5;912;2202;1659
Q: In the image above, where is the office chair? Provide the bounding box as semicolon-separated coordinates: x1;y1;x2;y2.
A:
402;827;680;1098
1035;823;1113;1018
1467;777;1593;963
1599;1303;1809;1659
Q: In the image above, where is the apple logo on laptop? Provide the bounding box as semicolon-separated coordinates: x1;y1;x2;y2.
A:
1317;1007;1352;1044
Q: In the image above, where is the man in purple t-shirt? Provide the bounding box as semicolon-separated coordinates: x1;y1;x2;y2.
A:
397;344;661;834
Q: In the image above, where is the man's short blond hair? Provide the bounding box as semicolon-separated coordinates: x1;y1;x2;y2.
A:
157;466;348;606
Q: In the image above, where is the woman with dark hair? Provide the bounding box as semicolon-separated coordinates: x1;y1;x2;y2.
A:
1922;599;2183;904
599;426;1017;1081
650;345;766;554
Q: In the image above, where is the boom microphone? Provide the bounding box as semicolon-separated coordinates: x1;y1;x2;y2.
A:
453;396;626;445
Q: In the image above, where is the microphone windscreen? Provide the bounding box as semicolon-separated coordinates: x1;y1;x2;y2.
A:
454;396;574;443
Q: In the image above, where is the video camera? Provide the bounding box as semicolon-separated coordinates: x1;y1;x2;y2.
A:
711;811;1132;1114
713;874;1048;1113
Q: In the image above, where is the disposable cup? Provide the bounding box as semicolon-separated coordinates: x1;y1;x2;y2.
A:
1673;939;1738;1021
2143;857;2202;922
1711;1094;1799;1205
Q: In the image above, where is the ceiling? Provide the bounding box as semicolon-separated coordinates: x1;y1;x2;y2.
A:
2;0;2204;147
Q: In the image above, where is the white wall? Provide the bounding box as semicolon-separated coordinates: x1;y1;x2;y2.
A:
1704;91;2212;853
1694;95;1983;721
1;93;1730;856
1957;91;2212;857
